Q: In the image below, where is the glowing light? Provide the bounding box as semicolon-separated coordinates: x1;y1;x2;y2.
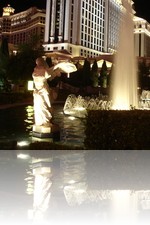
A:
3;4;15;16
17;141;30;147
68;180;76;184
74;106;85;111
28;80;34;91
17;153;30;159
68;116;76;120
13;50;17;55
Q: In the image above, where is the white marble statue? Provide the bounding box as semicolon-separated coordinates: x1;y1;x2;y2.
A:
32;57;61;128
32;57;77;135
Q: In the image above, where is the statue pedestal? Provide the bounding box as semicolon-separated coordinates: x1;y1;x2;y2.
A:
32;124;60;140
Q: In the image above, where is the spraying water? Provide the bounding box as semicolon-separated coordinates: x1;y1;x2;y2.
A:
110;0;138;110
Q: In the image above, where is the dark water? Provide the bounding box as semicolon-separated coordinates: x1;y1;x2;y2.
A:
0;104;85;147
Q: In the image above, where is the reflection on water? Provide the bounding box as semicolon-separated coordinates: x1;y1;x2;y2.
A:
52;105;86;146
0;104;85;147
24;106;34;135
0;150;150;225
0;105;32;141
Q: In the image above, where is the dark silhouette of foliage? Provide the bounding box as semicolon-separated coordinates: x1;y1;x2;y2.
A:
91;59;99;87
82;59;91;87
7;35;44;83
99;60;108;88
7;49;42;82
61;70;81;87
0;38;11;92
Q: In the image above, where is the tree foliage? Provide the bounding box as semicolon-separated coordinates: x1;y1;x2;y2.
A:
99;60;108;88
7;35;44;83
0;38;11;91
91;59;99;87
81;59;91;87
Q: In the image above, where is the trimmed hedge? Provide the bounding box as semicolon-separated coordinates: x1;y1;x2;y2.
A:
84;110;150;150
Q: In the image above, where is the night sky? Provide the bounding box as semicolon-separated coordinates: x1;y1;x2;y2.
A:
0;0;150;22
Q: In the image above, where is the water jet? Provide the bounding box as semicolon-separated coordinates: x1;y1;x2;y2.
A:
110;0;138;110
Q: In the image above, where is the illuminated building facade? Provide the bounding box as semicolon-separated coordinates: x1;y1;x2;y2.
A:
134;16;150;57
43;0;123;57
43;0;150;58
0;5;46;48
0;2;150;57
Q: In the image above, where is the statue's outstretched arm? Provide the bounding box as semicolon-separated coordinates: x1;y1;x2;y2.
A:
46;66;61;80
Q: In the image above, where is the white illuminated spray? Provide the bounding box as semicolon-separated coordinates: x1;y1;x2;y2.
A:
110;0;138;110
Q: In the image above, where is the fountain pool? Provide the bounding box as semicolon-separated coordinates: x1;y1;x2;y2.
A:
0;104;85;148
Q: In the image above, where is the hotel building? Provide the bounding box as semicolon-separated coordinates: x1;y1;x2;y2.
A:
0;5;46;49
43;0;123;57
43;0;150;58
0;1;150;58
134;16;150;57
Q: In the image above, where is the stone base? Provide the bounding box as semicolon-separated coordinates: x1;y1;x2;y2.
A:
33;125;51;134
32;124;60;141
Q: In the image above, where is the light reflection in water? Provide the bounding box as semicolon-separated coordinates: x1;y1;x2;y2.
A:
25;105;85;146
1;149;150;224
23;150;150;224
0;150;150;225
111;190;137;225
24;105;34;134
0;104;85;146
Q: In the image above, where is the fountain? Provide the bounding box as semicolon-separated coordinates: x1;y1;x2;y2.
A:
63;94;112;118
139;90;150;109
110;0;138;110
63;0;147;117
62;1;150;150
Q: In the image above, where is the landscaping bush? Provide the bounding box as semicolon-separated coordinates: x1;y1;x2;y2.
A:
84;110;150;150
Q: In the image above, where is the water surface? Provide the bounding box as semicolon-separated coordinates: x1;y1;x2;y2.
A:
0;104;85;147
